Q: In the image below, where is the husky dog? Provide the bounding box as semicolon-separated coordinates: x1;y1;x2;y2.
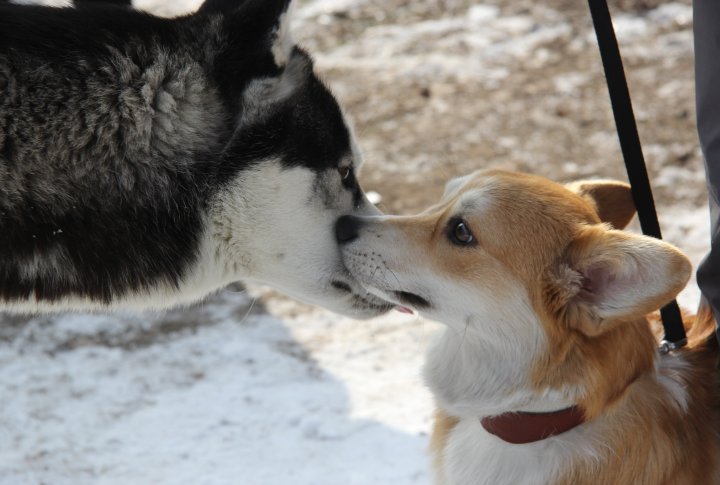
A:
0;0;391;317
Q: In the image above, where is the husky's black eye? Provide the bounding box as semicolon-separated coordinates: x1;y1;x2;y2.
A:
338;166;352;180
448;218;475;246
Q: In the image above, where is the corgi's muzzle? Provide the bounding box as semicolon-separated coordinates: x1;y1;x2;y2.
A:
335;215;432;312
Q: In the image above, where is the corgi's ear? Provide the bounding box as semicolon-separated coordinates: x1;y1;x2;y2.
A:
200;0;294;67
546;225;691;336
566;180;636;229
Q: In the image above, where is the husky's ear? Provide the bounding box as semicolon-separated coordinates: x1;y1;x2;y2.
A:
200;0;295;67
566;180;636;229
236;52;311;126
545;225;691;336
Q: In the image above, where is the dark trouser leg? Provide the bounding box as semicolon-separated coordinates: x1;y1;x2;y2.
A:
694;0;720;336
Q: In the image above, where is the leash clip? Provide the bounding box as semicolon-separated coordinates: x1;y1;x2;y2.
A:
659;338;688;354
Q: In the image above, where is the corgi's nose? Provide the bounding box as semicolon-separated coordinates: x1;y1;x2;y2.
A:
335;215;361;244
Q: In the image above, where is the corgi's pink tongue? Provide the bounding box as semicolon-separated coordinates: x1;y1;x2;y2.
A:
395;306;414;314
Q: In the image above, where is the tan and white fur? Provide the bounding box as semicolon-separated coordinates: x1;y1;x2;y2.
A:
338;169;720;485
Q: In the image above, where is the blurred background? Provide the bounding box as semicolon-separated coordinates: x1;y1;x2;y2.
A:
0;1;702;484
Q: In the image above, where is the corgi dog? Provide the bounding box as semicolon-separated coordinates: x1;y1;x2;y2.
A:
337;169;720;484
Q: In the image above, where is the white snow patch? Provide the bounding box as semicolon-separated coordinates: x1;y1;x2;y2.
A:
314;6;570;83
648;3;693;28
612;15;650;41
9;0;72;5
132;0;202;16
0;290;435;485
659;205;711;311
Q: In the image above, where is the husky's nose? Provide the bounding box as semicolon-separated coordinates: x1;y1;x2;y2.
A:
335;215;362;244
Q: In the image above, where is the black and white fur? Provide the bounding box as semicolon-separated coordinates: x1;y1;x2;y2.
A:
0;0;391;316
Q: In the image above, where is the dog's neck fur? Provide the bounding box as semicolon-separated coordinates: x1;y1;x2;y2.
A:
424;305;662;418
424;322;574;419
428;311;720;485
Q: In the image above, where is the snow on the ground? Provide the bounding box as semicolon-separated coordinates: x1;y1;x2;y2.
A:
659;204;710;310
0;1;708;485
0;290;436;485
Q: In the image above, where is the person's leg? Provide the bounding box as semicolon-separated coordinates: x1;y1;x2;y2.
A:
694;0;720;336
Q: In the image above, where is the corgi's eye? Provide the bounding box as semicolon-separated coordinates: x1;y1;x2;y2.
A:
448;219;475;246
338;166;352;180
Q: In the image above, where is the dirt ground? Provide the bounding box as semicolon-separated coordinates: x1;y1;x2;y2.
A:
295;0;699;215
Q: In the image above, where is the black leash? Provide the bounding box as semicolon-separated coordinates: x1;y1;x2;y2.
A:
587;0;687;352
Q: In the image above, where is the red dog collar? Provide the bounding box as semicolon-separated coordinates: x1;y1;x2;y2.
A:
481;406;585;444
